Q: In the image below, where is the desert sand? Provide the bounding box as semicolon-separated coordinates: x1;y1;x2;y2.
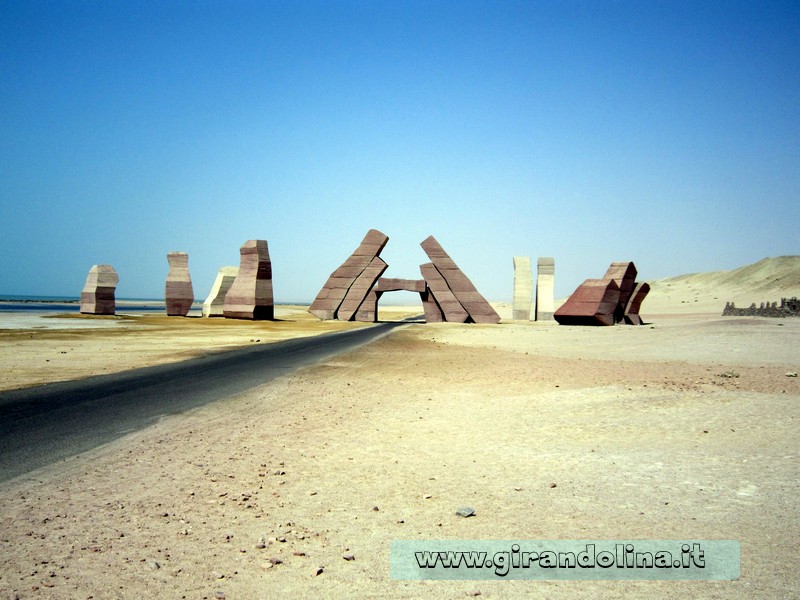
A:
0;258;798;599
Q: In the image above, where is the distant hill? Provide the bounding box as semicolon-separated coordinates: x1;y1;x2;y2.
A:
646;256;800;314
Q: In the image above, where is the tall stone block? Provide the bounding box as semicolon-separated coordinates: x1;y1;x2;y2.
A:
309;229;389;320
80;265;119;315
165;252;194;317
554;279;621;326
202;266;238;317
223;240;274;320
420;236;500;324
512;256;532;321
535;257;555;321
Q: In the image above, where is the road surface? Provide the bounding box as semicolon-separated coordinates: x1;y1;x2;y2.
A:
0;321;409;483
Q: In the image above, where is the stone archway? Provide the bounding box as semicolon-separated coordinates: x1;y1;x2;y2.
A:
308;229;500;324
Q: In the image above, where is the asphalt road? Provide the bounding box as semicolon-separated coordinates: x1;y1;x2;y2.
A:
0;320;409;483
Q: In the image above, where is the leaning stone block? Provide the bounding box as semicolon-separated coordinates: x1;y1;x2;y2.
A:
420;236;500;324
420;262;469;323
554;279;620;326
202;266;238;317
309;229;389;320
80;265;119;315
223;240;274;320
337;257;389;321
165;252;194;317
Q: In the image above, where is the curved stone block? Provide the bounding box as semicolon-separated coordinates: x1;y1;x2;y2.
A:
165;252;194;317
223;240;274;320
623;282;650;325
80;265;119;315
603;262;637;323
202;266;238;318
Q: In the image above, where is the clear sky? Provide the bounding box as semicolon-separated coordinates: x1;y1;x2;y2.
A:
1;0;798;303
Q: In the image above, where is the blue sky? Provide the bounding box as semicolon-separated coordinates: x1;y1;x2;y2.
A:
1;0;798;303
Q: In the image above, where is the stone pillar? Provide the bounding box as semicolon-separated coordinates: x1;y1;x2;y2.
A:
223;240;274;320
512;256;532;321
535;257;555;321
165;252;194;317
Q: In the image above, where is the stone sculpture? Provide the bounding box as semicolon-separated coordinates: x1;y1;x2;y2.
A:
165;252;194;317
623;282;650;325
554;278;621;326
223;240;274;320
512;256;532;321
535;257;555;321
308;229;389;320
602;262;637;323
80;264;119;315
421;236;500;324
419;262;469;323
202;266;238;317
308;231;499;324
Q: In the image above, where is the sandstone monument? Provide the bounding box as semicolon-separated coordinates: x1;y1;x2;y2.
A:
223;240;274;320
512;256;532;321
421;236;500;324
80;265;119;315
602;261;637;323
308;229;389;320
202;266;238;318
308;231;499;324
165;252;194;317
535;257;555;321
623;282;650;325
554;278;621;326
554;261;648;326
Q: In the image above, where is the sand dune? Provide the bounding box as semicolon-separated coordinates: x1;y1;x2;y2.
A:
644;256;800;315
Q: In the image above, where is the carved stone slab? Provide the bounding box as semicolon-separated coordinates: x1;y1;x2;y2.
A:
554;278;620;326
420;262;469;323
309;229;389;320
223;240;274;320
202;266;238;317
535;257;555;321
420;236;500;324
80;265;119;315
623;282;650;325
512;256;532;321
375;278;427;293
165;252;194;317
602;262;637;323
337;256;388;321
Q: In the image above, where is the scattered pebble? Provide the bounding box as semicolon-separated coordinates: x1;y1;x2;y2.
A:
455;507;475;518
549;482;557;488
372;506;379;512
214;592;226;600
269;557;283;565
342;553;355;561
786;372;797;377
423;495;433;499
313;566;324;576
718;370;739;379
255;535;267;549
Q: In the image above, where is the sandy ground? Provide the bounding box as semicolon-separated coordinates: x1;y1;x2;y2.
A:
0;303;798;599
